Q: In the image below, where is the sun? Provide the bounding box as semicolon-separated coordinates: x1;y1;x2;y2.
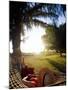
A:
20;26;45;54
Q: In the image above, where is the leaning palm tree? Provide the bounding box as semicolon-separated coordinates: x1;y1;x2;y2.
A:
10;1;66;71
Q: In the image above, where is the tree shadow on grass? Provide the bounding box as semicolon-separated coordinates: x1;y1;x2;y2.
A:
47;58;66;74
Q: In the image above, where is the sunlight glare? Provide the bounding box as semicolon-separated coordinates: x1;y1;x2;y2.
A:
20;26;45;54
10;41;13;53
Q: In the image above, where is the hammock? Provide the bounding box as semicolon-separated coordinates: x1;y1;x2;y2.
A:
9;66;28;89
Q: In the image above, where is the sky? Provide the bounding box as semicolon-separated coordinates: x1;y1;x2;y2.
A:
36;14;66;27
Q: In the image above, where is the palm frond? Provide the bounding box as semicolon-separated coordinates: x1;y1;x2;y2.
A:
32;11;58;18
24;3;45;16
31;19;49;27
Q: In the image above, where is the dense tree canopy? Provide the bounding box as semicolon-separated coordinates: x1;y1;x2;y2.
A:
42;23;66;56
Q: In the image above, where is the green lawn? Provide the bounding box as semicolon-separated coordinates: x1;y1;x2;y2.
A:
22;53;66;74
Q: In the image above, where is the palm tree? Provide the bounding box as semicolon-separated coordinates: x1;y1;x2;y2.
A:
9;1;66;67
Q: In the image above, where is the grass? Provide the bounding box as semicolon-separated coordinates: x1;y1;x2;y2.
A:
22;53;66;75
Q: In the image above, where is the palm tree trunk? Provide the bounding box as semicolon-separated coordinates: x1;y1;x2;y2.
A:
11;25;22;71
12;27;20;53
